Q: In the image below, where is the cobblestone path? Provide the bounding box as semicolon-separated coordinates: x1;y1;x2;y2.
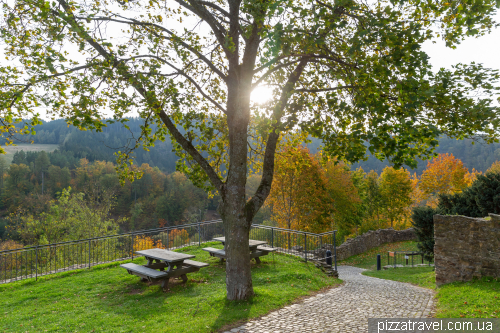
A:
224;266;435;333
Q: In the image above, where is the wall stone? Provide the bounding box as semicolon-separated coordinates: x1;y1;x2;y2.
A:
316;228;416;261
434;214;500;286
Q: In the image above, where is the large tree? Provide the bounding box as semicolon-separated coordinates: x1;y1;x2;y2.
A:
1;0;500;299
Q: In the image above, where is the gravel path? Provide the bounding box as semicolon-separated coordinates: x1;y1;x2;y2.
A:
223;266;435;333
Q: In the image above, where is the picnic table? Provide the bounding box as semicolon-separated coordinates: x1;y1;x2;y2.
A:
120;248;208;291
203;237;276;264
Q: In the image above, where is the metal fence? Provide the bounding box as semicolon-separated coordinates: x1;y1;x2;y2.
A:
0;219;338;285
387;251;434;268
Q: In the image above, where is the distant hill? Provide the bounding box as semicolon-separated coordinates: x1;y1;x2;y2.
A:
3;120;499;175
349;137;500;175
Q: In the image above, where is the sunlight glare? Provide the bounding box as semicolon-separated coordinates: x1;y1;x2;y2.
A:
251;85;273;105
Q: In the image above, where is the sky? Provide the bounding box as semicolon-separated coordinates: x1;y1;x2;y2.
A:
421;14;500;72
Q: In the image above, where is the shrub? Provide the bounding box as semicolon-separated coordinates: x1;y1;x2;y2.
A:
411;206;439;261
0;240;23;271
438;172;500;217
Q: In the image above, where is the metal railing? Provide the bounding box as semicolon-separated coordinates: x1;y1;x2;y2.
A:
387;251;434;268
0;219;337;285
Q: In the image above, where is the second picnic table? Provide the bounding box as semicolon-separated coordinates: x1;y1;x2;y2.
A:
120;248;209;291
203;237;276;264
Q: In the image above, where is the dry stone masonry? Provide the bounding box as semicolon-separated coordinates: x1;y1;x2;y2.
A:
324;228;416;261
434;213;500;285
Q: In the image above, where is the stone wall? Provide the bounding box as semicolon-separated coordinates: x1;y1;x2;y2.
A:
434;214;500;286
320;228;416;261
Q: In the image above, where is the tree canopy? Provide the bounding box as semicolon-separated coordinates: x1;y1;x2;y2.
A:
1;0;499;299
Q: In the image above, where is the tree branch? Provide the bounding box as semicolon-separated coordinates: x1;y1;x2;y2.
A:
176;0;231;56
245;59;310;223
53;0;224;191
294;85;355;92
77;14;228;82
129;55;227;113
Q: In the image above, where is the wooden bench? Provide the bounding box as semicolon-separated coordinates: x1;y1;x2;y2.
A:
257;246;277;254
121;263;168;281
203;247;274;264
183;260;210;268
202;247;227;261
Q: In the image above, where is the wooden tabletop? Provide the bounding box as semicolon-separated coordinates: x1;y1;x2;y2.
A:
135;248;195;263
212;237;267;247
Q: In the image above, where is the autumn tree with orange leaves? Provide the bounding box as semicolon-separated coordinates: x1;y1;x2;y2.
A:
419;153;479;207
266;146;333;235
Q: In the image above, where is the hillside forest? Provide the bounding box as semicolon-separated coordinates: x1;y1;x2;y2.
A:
1;120;500;250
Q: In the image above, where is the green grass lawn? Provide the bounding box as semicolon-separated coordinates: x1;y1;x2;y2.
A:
363;267;436;289
0;242;341;333
338;240;419;269
436;277;500;318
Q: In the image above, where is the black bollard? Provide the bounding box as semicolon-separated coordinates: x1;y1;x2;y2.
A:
326;250;332;266
377;254;381;271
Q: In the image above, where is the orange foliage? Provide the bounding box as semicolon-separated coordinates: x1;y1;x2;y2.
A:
169;229;190;246
266;146;333;233
420;153;471;197
409;172;426;208
487;161;500;174
133;235;166;252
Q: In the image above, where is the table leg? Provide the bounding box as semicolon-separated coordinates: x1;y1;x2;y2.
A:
181;274;188;283
161;279;169;291
255;257;261;264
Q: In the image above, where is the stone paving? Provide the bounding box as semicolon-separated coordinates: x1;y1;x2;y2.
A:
223;266;435;333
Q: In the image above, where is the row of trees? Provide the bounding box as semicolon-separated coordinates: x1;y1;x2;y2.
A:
265;148;490;241
0;152;220;243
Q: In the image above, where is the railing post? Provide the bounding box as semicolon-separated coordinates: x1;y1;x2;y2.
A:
304;232;307;262
88;239;91;268
271;228;274;248
333;230;337;271
35;246;38;281
198;222;201;246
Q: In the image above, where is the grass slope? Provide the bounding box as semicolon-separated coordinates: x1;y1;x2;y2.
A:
436;277;500;318
0;243;341;332
338;240;419;269
363;267;435;289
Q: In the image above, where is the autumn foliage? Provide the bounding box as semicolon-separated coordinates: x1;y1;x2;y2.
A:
419;153;480;207
266;149;492;239
266;146;333;233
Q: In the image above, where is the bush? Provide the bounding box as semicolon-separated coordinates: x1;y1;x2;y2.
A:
438;172;500;217
411;206;439;261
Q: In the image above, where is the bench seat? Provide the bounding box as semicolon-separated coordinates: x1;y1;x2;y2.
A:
202;247;226;257
120;263;168;279
183;259;209;268
256;246;277;253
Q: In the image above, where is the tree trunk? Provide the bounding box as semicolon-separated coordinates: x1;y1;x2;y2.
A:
223;212;253;300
